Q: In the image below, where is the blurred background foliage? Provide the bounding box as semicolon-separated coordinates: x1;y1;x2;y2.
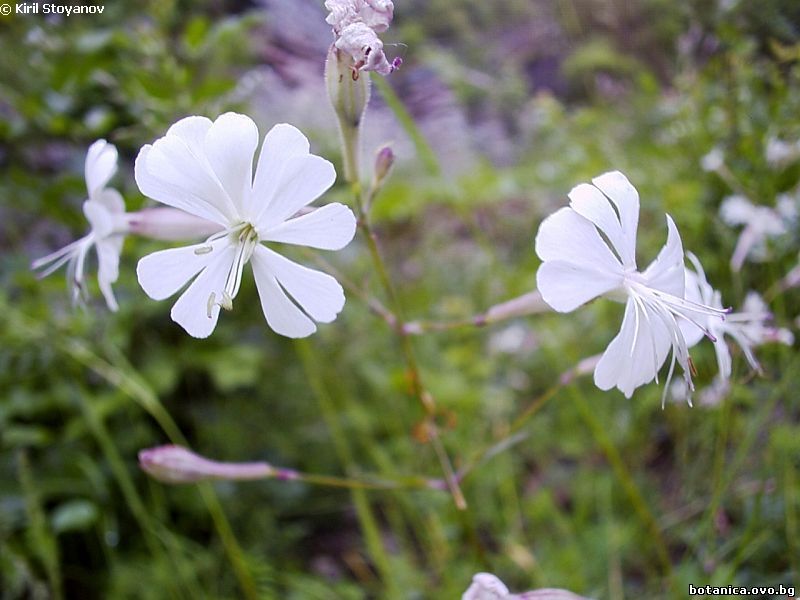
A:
1;0;800;598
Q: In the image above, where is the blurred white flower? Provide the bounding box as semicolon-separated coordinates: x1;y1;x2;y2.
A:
682;253;793;379
462;573;590;600
669;375;731;407
700;147;724;172
32;140;127;311
535;171;726;402
765;136;800;167
719;194;791;271
325;0;400;76
135;113;356;339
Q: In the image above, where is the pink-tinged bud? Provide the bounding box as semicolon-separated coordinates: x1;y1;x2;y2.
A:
126;208;223;242
374;145;395;184
139;445;273;484
483;291;548;324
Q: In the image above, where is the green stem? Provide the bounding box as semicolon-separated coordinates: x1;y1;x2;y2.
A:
355;183;466;509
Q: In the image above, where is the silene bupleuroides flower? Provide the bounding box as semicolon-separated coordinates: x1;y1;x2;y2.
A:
535;170;729;404
681;252;793;380
32;140;127;311
325;0;401;76
135;112;357;339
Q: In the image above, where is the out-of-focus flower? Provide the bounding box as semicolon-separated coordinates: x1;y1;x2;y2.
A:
719;194;792;271
535;171;726;403
462;573;590;600
135;113;357;339
682;253;793;379
701;147;724;172
32;140;127;311
765;136;800;167
324;0;400;76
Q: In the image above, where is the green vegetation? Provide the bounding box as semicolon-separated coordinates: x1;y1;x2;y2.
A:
2;1;799;598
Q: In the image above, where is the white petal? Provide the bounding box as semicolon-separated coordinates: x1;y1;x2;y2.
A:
535;207;623;275
713;335;732;379
251;249;317;338
170;246;237;339
568;182;633;267
96;236;123;312
95;188;125;215
251;124;311;220
137;240;227;300
462;573;510;600
536;260;622;313
255;246;345;323
166;115;213;150
591;171;639;263
719;195;754;226
621;302;672;395
595;299;670;397
642;215;684;297
135;137;234;225
261;203;357;250
594;300;636;394
83;200;114;238
204;113;259;216
85;140;118;197
255;155;337;230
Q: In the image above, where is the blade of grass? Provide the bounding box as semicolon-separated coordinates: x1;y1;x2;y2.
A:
372;75;441;176
17;451;63;600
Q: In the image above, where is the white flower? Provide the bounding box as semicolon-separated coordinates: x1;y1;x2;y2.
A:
700;147;724;172
719;194;790;271
765;136;800;167
325;0;399;76
462;573;589;600
32;140;127;311
682;253;793;379
535;171;726;402
134;113;357;339
325;0;393;34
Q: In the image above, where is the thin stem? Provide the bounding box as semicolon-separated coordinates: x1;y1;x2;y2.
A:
353;181;466;509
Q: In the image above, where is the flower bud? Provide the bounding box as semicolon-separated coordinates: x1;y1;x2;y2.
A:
139;445;273;484
326;44;371;183
126;207;223;241
483;291;548;324
373;145;395;185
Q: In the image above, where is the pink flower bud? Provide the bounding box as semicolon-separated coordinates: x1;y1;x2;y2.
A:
374;145;395;183
138;445;273;484
126;208;223;241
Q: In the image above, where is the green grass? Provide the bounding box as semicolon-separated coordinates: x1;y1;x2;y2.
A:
2;1;800;598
